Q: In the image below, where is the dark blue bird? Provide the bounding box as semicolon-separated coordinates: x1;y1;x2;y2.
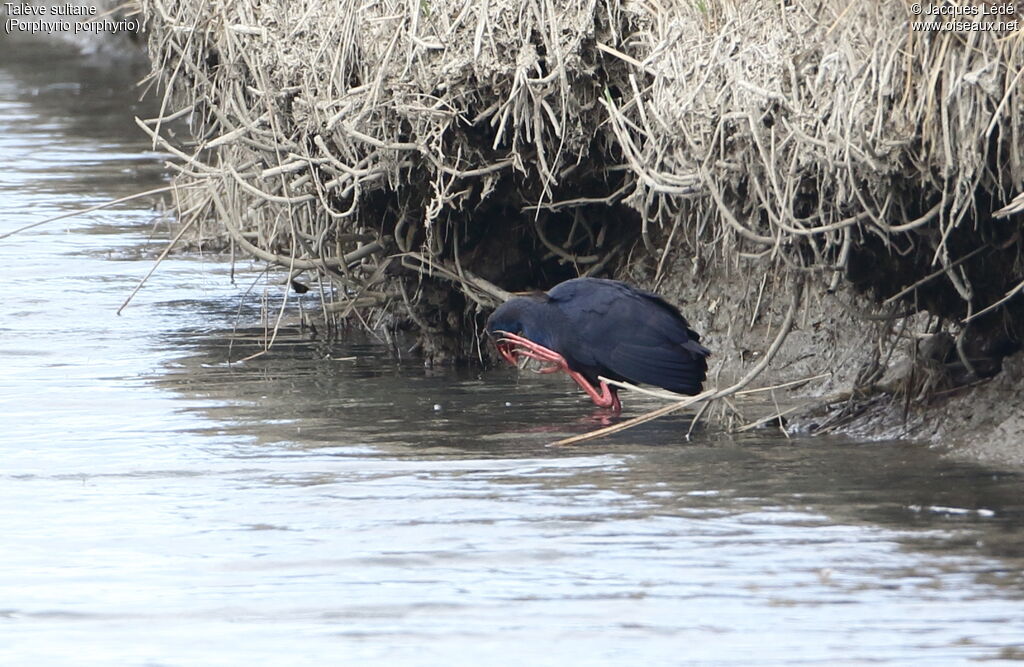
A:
486;277;710;411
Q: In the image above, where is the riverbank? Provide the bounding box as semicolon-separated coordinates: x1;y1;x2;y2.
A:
128;0;1023;456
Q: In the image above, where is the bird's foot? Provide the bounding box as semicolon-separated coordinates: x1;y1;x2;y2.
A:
566;371;621;413
494;331;621;412
584;410;619;426
495;332;569;371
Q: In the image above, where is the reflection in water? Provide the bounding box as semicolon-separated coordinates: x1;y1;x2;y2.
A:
2;37;1024;666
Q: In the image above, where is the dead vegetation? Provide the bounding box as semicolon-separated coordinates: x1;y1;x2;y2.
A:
134;0;1024;426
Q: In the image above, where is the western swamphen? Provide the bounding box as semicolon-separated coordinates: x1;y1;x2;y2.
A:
486;277;710;411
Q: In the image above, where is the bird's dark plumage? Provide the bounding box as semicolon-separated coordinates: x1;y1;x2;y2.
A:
486;278;710;407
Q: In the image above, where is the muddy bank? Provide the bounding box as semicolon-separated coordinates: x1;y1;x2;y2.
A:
655;256;1024;466
131;0;1024;457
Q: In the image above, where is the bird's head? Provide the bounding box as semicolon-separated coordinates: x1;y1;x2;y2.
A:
485;295;552;365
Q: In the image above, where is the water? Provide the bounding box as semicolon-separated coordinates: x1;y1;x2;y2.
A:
2;38;1024;665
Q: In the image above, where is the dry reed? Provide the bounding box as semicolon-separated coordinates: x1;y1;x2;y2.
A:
134;0;1024;405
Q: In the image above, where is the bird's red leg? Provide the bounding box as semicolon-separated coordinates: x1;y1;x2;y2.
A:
494;332;621;412
562;368;621;412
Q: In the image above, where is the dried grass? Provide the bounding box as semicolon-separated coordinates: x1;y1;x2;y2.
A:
135;0;1024;395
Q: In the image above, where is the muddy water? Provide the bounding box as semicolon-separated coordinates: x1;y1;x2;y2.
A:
3;38;1024;665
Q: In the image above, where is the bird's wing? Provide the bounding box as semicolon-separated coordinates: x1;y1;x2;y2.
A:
549;278;709;393
549;278;705;346
606;342;708;394
600;301;709;393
